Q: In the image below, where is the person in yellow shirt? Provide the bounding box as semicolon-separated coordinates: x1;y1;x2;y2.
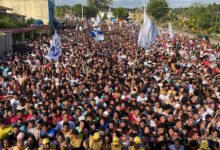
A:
198;140;211;150
168;86;176;96
61;122;72;138
129;136;144;150
89;132;102;150
11;139;26;150
111;136;122;150
70;129;83;149
0;120;12;140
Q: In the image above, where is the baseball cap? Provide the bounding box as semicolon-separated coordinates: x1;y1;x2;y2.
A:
42;138;50;145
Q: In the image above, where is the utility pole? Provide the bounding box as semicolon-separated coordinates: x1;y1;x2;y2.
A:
82;0;84;20
53;0;56;19
215;10;219;33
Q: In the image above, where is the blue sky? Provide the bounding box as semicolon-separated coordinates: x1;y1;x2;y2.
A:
55;0;220;8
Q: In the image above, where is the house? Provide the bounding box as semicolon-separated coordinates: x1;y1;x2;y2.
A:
0;0;55;24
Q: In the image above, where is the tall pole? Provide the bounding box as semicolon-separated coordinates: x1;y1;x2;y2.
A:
53;0;57;19
215;10;219;33
143;0;146;23
82;0;84;20
108;0;111;21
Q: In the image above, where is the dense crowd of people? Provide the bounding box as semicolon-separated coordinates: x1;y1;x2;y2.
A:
0;20;220;150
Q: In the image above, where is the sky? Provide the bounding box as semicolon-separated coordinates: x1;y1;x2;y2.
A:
55;0;220;8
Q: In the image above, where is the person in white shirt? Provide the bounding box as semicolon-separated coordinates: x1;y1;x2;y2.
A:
137;92;148;104
55;113;75;132
159;89;169;101
10;93;19;110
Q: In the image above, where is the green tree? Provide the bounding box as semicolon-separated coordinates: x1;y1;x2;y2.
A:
188;4;213;33
73;4;83;17
103;13;108;20
113;7;129;19
0;17;17;28
56;5;72;18
25;18;35;25
85;6;98;18
87;0;112;11
147;0;169;22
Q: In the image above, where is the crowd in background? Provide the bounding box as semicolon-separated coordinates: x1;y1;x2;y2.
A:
0;20;220;150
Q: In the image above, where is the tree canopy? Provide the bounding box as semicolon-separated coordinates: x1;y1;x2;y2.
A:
170;3;220;34
87;0;113;11
113;7;129;19
147;0;169;22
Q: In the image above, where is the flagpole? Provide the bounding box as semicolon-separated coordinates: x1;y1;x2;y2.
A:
82;0;84;20
108;0;111;21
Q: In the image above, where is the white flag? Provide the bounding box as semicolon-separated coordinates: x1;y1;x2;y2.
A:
75;24;79;31
138;15;159;48
168;22;174;39
108;24;112;31
47;31;61;61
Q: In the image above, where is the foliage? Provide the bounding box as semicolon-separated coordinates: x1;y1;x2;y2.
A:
103;13;108;20
87;0;113;11
85;6;98;18
72;4;83;17
113;7;129;19
0;16;17;28
56;4;98;19
0;15;33;29
56;5;72;18
170;3;220;34
147;0;169;22
25;18;35;25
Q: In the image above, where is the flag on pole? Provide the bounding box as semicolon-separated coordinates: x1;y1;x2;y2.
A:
75;24;79;31
168;22;174;39
138;15;159;49
108;24;112;31
90;28;104;42
47;31;61;61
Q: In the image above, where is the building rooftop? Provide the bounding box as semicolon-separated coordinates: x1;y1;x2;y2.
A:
0;6;12;11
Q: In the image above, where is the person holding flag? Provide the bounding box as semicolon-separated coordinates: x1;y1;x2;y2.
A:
47;31;62;61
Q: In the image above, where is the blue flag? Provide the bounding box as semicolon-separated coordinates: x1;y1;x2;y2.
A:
47;31;62;61
90;28;104;42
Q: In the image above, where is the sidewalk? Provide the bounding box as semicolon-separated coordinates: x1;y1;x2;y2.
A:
158;27;220;44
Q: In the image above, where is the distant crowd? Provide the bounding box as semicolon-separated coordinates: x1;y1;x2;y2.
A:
0;20;220;150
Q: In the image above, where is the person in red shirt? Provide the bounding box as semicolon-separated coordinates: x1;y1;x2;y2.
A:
6;110;27;125
129;107;141;125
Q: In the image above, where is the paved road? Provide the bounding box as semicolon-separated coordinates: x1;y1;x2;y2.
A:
158;27;220;44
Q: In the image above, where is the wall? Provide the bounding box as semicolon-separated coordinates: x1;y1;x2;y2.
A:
0;32;12;57
0;0;50;24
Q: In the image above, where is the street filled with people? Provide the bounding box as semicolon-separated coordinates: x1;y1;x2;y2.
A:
0;20;220;150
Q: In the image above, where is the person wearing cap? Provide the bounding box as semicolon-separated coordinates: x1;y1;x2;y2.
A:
89;132;102;150
129;136;144;150
111;136;122;150
38;138;56;150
